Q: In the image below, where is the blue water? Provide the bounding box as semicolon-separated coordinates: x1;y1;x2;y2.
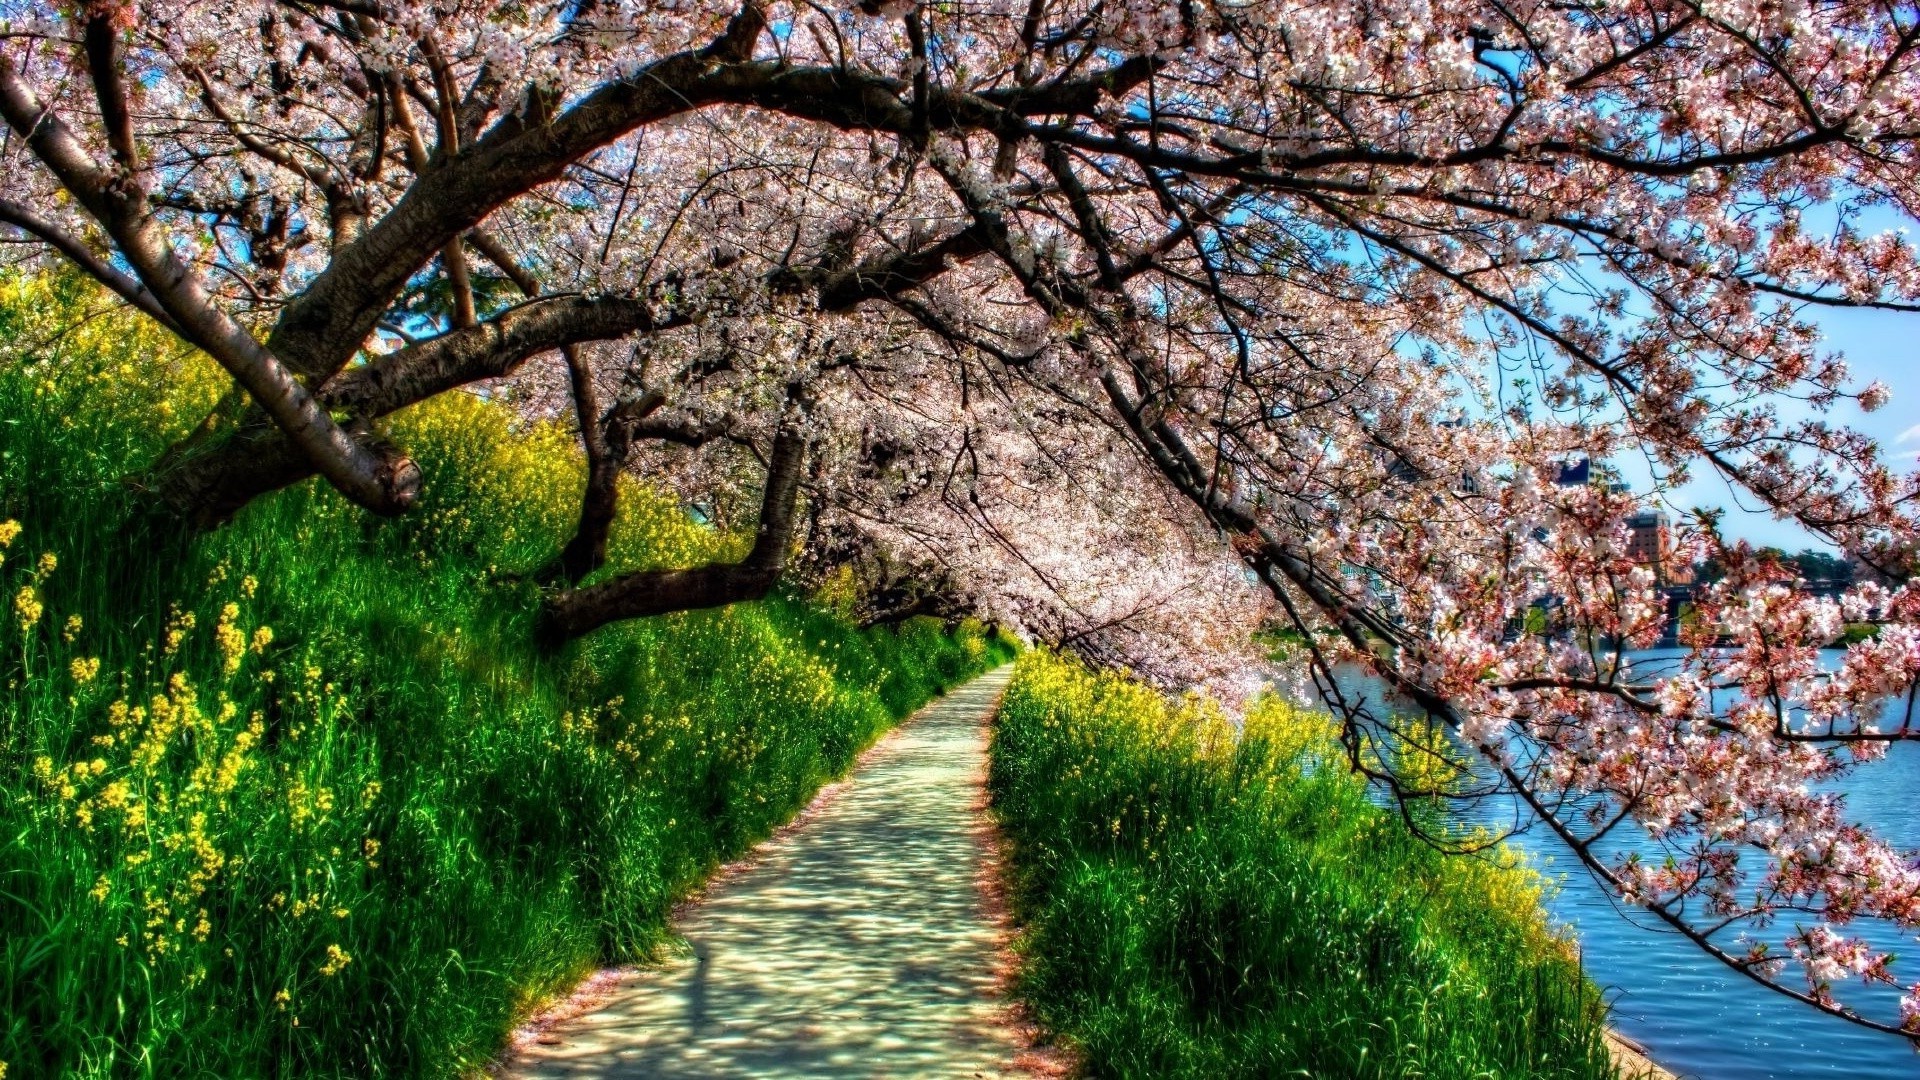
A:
1320;651;1920;1079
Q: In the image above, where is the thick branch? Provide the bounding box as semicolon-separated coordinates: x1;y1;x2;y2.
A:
541;417;808;640
263;1;771;380
149;292;681;524
467;227;642;583
553;386;664;583
260;13;1124;384
0;200;183;335
0;29;418;516
322;294;678;417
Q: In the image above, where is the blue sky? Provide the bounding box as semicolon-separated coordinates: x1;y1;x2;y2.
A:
1607;303;1920;553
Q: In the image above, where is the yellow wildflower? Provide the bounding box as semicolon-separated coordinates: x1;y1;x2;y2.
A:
240;575;258;599
0;519;18;546
163;608;196;655
70;656;100;684
274;988;292;1010
214;603;245;675
319;944;352;976
13;586;42;630
250;625;273;655
90;875;110;903
35;551;56;578
62;613;82;642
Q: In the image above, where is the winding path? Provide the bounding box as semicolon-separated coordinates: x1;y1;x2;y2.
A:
503;666;1025;1080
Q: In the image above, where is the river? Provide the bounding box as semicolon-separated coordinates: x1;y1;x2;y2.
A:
1318;650;1920;1079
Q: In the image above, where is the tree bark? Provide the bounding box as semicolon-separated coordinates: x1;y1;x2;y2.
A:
858;592;953;629
464;227;648;585
552;385;665;583
541;419;807;641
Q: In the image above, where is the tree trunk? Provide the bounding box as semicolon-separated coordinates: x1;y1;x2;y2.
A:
467;227;643;585
857;593;953;629
541;420;807;640
552;384;666;583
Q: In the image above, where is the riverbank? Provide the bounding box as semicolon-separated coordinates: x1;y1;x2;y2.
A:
1608;1031;1678;1080
987;651;1624;1079
0;276;1013;1078
1315;653;1920;1079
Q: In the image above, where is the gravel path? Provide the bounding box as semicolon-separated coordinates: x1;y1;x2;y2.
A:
502;666;1025;1080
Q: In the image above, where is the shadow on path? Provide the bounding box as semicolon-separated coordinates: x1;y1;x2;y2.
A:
504;666;1021;1079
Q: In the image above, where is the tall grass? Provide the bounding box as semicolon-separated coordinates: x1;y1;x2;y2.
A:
989;651;1620;1080
0;273;1013;1078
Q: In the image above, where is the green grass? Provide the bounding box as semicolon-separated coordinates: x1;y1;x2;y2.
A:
0;273;1013;1078
989;651;1620;1080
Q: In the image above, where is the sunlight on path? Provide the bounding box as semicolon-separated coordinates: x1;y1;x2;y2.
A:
504;666;1023;1079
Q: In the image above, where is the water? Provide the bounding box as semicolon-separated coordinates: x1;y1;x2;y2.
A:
1316;651;1920;1079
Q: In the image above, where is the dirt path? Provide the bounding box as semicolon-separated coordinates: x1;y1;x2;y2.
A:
500;666;1027;1080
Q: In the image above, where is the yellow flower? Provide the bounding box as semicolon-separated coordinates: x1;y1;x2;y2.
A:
274;988;292;1011
62;613;82;642
35;551;56;578
250;626;273;655
163;608;195;655
0;519;19;547
89;875;110;903
318;943;352;976
215;603;246;675
70;656;100;684
13;586;43;631
240;575;259;599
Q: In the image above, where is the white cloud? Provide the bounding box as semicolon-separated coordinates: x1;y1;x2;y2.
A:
1900;424;1920;444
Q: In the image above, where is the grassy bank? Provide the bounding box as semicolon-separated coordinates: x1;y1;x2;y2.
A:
989;651;1619;1079
0;274;1013;1078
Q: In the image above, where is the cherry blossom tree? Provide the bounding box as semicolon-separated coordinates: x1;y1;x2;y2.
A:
5;0;1920;1036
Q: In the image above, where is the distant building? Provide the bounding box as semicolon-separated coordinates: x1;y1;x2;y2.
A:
1626;509;1692;584
1626;510;1666;565
1553;458;1590;486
